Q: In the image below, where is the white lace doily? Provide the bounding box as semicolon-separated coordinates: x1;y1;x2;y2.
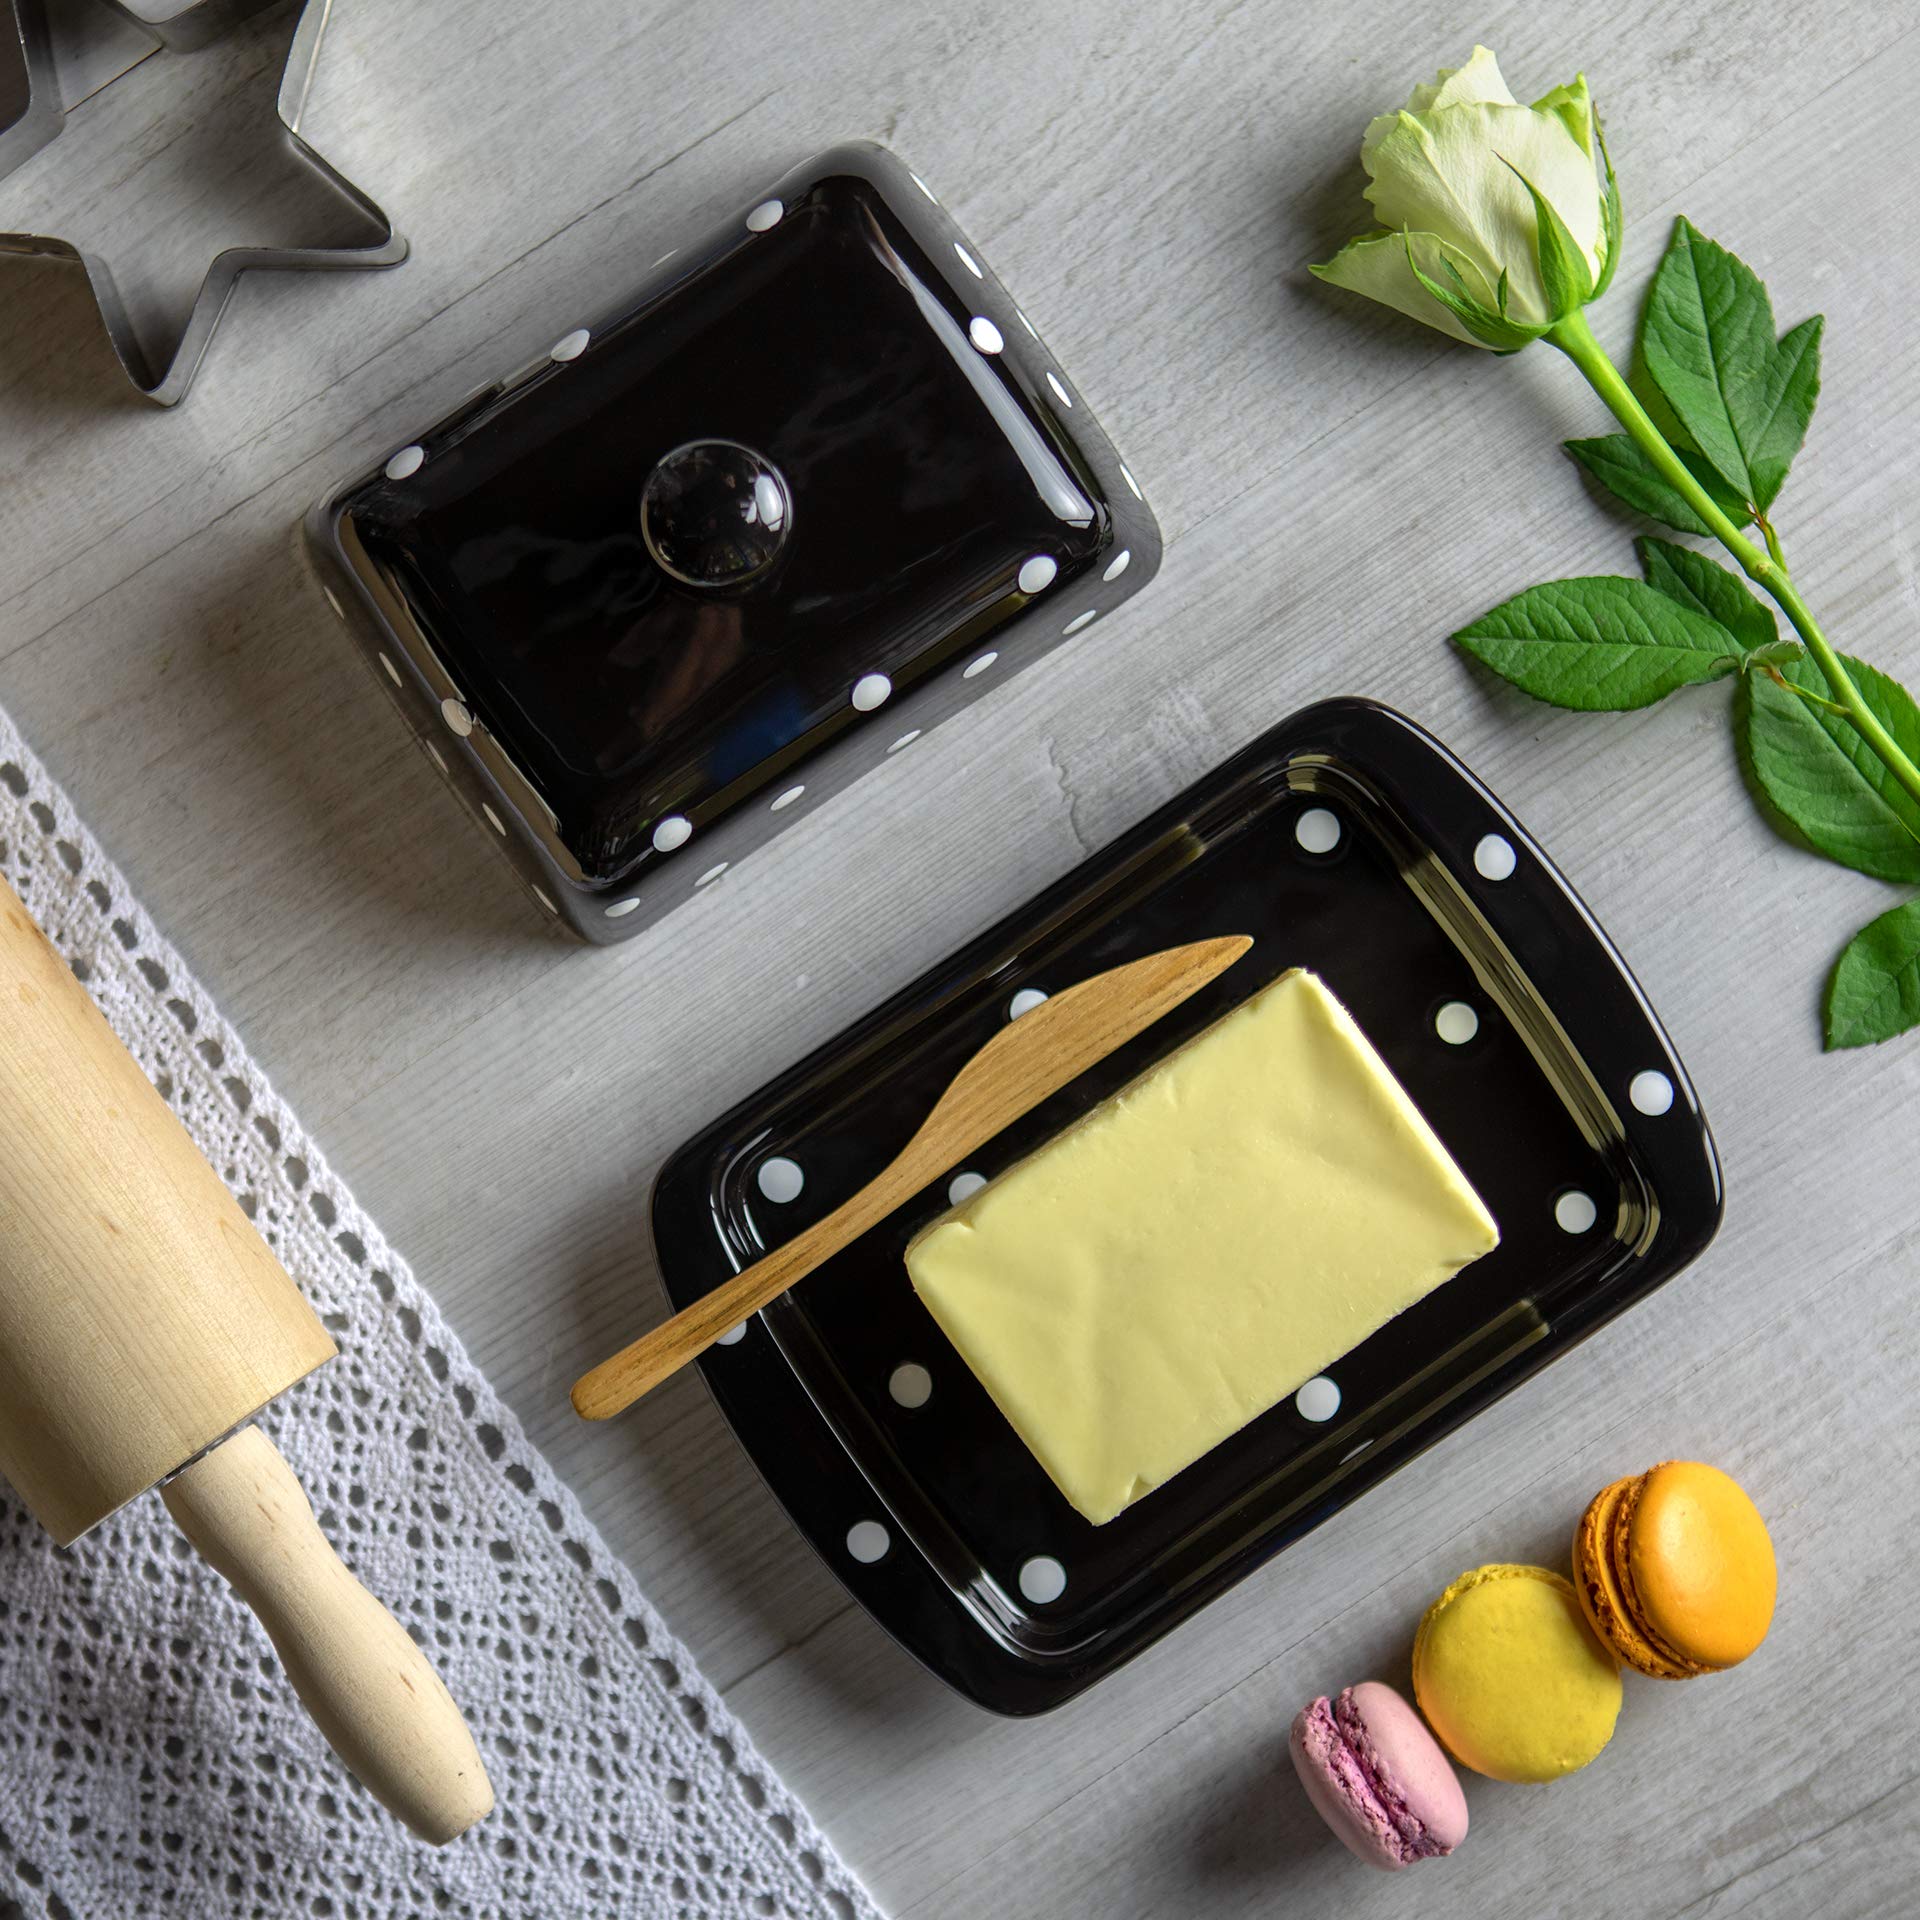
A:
0;704;881;1920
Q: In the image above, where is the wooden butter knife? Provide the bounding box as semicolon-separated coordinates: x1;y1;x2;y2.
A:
571;934;1253;1420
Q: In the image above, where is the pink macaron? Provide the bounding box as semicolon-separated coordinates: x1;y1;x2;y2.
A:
1289;1681;1469;1870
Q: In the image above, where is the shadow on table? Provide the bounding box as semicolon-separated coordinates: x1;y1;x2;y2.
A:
185;515;562;955
1188;1732;1341;1886
1181;1604;1434;1895
0;255;154;422
535;1195;874;1703
549;1198;989;1745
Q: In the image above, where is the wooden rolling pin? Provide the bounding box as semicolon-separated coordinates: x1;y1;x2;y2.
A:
0;874;491;1843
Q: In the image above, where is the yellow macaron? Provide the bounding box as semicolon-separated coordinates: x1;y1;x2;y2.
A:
1412;1564;1622;1782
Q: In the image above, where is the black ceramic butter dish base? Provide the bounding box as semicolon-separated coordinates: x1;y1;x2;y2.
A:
305;142;1160;941
651;699;1723;1715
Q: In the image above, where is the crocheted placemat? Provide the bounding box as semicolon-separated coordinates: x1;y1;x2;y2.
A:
0;705;880;1920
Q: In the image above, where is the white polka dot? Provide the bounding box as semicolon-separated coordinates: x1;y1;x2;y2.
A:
385;445;424;481
714;1321;747;1346
532;886;558;915
481;803;506;835
888;730;922;753
963;652;998;678
969;316;1004;354
1062;609;1098;635
379;652;402;686
323;587;345;619
948;1171;987;1205
1008;988;1048;1019
1555;1190;1599;1234
1434;1001;1478;1045
1630;1069;1675;1117
696;861;729;887
1046;371;1073;406
652;814;692;852
1295;1376;1341;1422
758;1156;804;1203
910;172;937;201
1474;833;1517;881
441;698;473;737
604;897;640;918
852;672;892;711
954;242;983;278
1295;807;1341;854
889;1363;933;1409
846;1520;890;1564
1121;463;1142;498
1018;1556;1067;1604
424;742;447;773
1017;555;1057;595
746;199;784;232
770;785;805;811
1103;549;1131;583
549;328;590;362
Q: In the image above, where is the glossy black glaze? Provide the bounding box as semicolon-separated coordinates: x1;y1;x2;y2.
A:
652;701;1724;1714
304;143;1161;936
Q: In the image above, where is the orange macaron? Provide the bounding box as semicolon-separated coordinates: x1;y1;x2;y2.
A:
1573;1461;1776;1679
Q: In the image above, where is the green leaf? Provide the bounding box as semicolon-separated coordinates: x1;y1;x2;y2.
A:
1630;351;1761;527
1635;536;1775;657
1502;159;1592;319
1564;434;1747;537
1739;652;1920;883
1454;576;1740;710
1638;217;1823;511
1825;898;1920;1049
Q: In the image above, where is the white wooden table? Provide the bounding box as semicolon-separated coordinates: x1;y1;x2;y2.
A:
5;2;1918;1912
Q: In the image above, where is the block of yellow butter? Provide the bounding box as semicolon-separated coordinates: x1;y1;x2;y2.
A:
906;968;1499;1526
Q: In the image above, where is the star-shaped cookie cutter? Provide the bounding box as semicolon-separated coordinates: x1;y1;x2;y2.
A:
0;0;406;404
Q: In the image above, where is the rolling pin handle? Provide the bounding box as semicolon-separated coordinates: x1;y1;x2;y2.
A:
161;1425;493;1843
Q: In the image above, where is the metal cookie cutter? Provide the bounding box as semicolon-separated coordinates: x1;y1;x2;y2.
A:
0;0;406;404
0;0;59;180
101;0;283;54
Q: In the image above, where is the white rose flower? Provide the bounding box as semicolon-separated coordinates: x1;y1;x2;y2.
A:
1312;47;1619;350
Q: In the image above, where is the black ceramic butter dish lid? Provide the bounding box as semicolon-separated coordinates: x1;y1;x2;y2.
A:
306;142;1161;940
